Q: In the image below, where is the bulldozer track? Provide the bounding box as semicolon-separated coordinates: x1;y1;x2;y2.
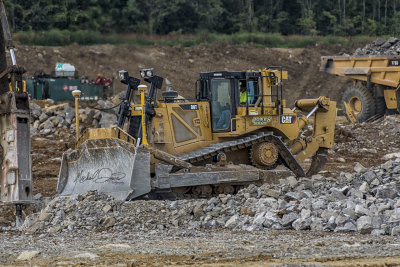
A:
179;132;306;177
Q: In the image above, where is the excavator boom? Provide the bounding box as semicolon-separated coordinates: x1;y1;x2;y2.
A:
0;1;32;227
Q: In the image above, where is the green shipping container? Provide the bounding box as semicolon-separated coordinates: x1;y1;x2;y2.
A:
24;78;108;102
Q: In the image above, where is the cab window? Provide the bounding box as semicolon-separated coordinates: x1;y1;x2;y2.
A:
239;79;259;106
211;78;231;131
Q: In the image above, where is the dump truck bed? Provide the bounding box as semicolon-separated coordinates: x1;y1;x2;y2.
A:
321;55;400;88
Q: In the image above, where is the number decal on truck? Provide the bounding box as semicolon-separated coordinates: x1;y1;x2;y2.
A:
180;104;199;110
388;60;400;66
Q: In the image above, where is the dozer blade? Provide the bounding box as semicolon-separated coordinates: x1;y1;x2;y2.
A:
57;138;151;201
306;147;328;177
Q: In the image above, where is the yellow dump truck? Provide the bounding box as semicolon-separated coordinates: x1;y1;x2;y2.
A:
321;55;400;122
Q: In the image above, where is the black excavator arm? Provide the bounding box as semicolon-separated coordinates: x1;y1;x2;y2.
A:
116;70;164;144
117;71;141;128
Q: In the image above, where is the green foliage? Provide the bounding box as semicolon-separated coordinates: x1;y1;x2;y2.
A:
319;36;347;46
14;31;375;49
16;30;115;46
15;31;35;45
5;0;400;41
229;32;285;46
37;29;70;46
70;30;104;45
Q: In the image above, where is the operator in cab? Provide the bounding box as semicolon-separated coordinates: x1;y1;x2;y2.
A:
240;82;248;105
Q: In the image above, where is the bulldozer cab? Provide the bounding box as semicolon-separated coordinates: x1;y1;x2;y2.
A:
197;70;283;133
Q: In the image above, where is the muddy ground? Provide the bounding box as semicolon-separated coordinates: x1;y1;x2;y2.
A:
2;43;400;266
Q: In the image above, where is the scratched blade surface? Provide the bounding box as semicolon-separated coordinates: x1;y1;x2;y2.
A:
57;138;151;200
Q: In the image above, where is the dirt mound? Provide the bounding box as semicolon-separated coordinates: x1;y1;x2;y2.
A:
14;42;353;106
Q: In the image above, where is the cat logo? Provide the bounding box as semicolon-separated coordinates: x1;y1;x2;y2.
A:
280;115;296;124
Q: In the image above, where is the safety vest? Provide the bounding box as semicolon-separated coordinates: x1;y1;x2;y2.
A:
240;91;247;103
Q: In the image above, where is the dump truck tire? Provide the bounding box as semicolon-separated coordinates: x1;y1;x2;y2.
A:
342;85;375;122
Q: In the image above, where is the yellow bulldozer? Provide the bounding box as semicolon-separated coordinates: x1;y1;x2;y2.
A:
57;67;336;200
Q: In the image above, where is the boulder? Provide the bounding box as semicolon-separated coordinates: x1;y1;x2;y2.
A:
281;212;299;227
354;162;367;173
38;113;48;123
225;214;239;229
99;113;117;128
17;251;40;261
292;218;311;230
252;212;266;226
42;103;69;115
357;216;373;234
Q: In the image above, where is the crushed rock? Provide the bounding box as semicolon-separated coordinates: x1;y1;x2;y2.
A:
22;153;400;236
353;37;400;56
29;99;118;137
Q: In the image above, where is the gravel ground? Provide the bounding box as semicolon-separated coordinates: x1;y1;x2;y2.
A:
2;111;400;266
1;229;400;266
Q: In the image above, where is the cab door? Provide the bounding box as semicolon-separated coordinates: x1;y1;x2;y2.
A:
164;101;212;149
209;78;235;132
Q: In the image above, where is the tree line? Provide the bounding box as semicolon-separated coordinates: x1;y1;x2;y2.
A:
4;0;400;36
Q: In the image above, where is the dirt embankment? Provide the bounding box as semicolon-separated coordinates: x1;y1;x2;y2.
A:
14;42;353;106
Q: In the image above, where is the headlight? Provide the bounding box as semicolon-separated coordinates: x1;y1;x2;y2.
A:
118;70;128;84
140;68;154;78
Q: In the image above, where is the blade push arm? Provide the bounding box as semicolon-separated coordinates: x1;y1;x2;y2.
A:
290;96;337;161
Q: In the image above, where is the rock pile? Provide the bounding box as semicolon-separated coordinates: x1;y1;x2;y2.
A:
30;100;118;137
23;155;400;236
353;37;400;56
334;115;400;155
